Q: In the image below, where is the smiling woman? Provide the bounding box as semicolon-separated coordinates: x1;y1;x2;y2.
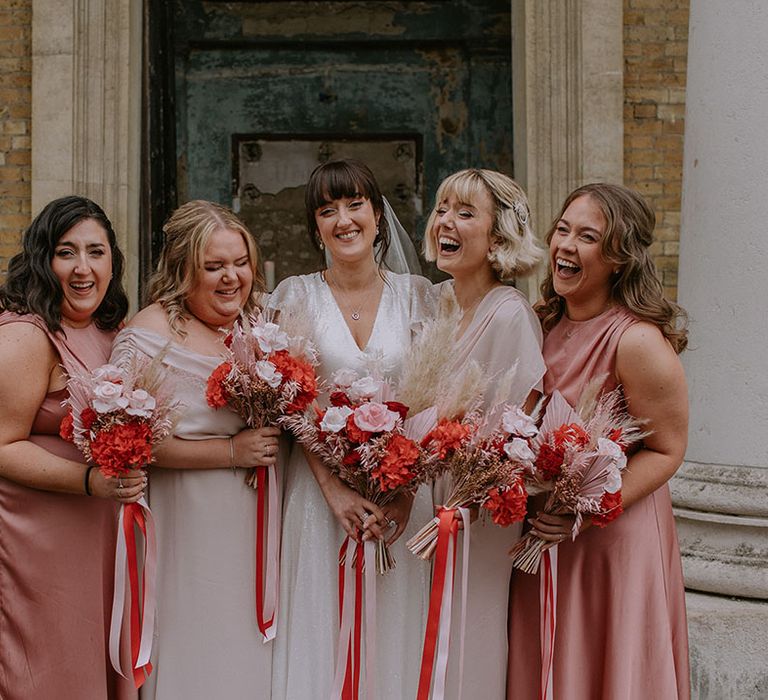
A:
0;196;141;700
422;169;546;700
267;159;437;699
109;200;279;700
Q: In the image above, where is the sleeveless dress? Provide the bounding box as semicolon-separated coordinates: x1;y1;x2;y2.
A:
435;285;545;700
267;271;436;700
111;327;273;700
0;312;137;700
507;306;691;700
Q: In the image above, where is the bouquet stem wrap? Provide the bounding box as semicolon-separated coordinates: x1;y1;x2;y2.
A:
331;538;378;700
539;544;558;700
109;497;157;688
416;507;470;700
255;463;281;642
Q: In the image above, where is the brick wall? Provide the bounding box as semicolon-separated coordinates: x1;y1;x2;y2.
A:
624;0;689;300
0;0;31;279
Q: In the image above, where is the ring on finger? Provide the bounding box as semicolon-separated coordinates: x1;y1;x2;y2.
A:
118;477;124;488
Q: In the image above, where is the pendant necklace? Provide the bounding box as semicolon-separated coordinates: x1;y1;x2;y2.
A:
325;270;380;321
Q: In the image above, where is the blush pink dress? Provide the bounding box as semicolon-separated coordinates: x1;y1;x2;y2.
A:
507;306;690;700
0;312;137;700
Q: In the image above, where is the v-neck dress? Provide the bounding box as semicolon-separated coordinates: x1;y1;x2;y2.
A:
0;312;136;700
110;327;273;700
266;271;437;700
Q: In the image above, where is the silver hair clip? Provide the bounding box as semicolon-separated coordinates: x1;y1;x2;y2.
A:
512;200;530;226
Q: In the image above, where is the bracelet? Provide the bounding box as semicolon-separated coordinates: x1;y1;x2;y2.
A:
228;437;236;468
84;466;95;496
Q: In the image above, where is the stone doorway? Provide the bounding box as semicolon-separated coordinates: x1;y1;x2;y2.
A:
143;0;513;291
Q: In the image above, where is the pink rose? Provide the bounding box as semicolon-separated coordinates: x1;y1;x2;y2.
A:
353;402;399;433
92;381;129;413
124;389;156;417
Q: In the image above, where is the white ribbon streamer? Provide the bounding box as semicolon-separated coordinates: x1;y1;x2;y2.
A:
261;463;281;642
108;497;157;679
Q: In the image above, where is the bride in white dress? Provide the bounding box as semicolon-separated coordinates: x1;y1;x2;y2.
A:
269;159;436;699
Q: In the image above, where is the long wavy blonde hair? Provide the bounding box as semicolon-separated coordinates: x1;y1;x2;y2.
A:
423;169;544;281
148;200;265;336
538;183;688;353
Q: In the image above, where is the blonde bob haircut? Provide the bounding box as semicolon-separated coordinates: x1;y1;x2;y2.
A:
148;200;265;336
423;169;544;281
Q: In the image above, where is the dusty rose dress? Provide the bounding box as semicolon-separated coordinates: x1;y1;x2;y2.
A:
0;312;136;700
507;306;690;700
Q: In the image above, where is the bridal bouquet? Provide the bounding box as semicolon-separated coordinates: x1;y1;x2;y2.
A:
406;404;535;560
284;368;440;574
509;387;646;574
60;357;178;688
204;310;318;641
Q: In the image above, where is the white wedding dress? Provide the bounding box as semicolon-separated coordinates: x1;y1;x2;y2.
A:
267;271;436;700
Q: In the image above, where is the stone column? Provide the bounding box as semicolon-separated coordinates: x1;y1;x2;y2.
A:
511;0;623;300
32;0;143;309
673;1;768;696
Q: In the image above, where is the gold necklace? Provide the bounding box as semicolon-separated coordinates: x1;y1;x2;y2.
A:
325;270;381;321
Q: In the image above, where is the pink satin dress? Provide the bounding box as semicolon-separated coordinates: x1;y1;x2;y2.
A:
0;312;136;700
507;306;690;700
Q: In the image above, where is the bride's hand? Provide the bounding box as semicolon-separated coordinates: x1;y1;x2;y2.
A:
376;492;415;545
320;474;386;541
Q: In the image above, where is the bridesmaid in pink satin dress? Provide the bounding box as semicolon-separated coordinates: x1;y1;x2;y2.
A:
0;196;143;700
507;184;690;699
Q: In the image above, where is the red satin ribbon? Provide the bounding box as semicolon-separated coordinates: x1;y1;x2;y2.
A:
255;465;273;637
337;538;364;700
123;502;152;688
539;545;558;700
417;508;459;700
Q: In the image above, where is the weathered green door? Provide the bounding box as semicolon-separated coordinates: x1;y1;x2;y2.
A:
169;0;513;284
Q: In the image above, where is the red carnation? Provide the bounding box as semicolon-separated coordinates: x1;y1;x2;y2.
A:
373;434;420;492
330;391;353;408
482;479;528;526
422;419;472;460
592;490;624;527
91;419;153;477
206;362;232;409
342;450;362;468
81;407;97;431
385;401;409;421
59;412;74;442
345;413;372;444
535;442;565;480
270;351;318;413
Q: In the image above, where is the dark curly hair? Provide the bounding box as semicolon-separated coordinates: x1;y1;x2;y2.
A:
0;195;128;332
304;159;391;267
538;183;688;353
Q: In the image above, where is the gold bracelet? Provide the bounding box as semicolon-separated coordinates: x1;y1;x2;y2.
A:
228;436;236;469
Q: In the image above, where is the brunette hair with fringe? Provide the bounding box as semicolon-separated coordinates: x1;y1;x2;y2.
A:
304;159;390;267
538;183;688;353
148;200;264;337
0;195;128;332
423;169;544;281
